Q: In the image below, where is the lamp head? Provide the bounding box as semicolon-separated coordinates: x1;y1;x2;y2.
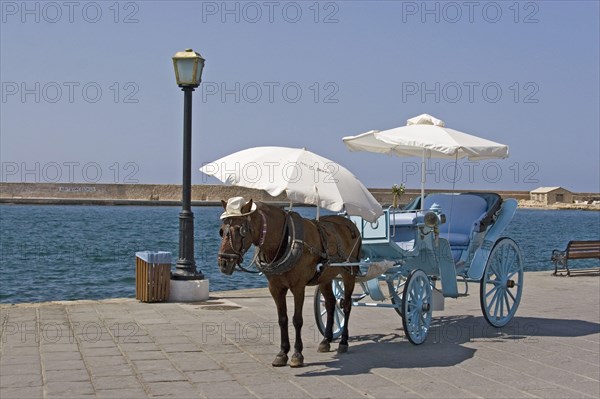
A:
424;211;439;228
172;48;205;88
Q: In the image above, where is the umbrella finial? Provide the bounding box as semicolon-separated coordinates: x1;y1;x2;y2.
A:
407;114;445;127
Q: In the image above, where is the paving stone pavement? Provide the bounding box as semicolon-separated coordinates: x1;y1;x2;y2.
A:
1;271;599;398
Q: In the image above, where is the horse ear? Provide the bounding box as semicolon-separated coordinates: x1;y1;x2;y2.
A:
241;199;254;214
221;199;227;210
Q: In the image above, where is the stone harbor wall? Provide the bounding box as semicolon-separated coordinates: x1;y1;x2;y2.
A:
1;183;595;209
0;183;287;205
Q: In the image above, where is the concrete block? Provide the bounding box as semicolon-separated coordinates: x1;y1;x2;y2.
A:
169;279;209;302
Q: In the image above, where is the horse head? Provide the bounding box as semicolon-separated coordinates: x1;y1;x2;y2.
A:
217;197;257;275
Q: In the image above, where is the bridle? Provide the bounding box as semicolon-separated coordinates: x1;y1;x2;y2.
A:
218;217;252;264
218;210;268;270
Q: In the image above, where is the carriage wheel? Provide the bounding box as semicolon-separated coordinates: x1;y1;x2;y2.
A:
388;274;408;316
402;269;432;345
313;279;345;340
480;237;524;328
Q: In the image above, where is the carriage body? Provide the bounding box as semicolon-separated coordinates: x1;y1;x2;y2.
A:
314;192;524;345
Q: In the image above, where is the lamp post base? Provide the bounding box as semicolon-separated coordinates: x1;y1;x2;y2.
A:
171;272;205;280
172;259;205;280
169;278;209;302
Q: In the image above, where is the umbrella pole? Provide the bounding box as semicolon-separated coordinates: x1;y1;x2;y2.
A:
420;149;426;210
315;186;320;221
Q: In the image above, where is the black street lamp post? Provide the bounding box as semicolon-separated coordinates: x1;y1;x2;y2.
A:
172;48;205;280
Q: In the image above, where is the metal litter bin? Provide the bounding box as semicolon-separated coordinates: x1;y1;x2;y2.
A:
135;251;172;302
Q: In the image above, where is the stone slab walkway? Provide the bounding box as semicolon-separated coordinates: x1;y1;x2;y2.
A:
1;271;599;398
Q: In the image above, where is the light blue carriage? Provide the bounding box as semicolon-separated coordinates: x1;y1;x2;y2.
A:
314;192;524;345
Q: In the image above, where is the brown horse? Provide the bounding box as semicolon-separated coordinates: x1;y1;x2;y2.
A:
217;197;361;367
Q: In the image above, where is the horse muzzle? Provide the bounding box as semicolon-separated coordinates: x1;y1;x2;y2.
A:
217;253;240;275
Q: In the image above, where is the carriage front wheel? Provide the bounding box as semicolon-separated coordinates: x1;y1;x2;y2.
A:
480;237;524;328
402;269;432;345
313;279;345;340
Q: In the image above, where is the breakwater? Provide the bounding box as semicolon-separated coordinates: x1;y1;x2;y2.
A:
0;182;539;206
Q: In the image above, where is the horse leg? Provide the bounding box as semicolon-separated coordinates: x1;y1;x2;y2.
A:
338;273;355;353
289;287;305;367
317;281;335;353
270;285;290;367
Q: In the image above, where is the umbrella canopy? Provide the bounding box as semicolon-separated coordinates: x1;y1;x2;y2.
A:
343;114;509;160
200;146;383;222
342;114;509;208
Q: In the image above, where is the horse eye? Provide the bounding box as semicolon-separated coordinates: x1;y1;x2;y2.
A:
239;225;248;237
219;228;224;237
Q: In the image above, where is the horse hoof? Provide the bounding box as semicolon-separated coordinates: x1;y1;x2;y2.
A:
317;341;331;353
290;353;304;368
272;354;288;367
337;344;349;353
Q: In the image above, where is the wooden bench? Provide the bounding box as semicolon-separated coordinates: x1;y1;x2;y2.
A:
551;241;600;276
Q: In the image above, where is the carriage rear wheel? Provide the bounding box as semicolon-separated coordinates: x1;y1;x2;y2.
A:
314;279;345;340
402;269;432;345
480;237;524;328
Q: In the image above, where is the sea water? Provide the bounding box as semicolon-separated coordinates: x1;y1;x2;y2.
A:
0;205;598;304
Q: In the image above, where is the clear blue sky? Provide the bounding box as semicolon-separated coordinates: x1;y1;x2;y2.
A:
1;1;598;193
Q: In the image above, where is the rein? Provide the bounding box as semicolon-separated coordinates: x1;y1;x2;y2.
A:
236;261;261;274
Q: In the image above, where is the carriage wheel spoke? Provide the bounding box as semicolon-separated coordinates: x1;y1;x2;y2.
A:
503;291;512;312
507;269;519;280
490;261;501;278
507;251;517;269
504;252;515;276
493;292;501;319
507;288;517;302
411;285;419;300
490;289;499;310
498;292;505;317
485;283;500;299
485;278;501;286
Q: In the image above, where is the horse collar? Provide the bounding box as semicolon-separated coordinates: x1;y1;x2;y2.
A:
255;211;305;275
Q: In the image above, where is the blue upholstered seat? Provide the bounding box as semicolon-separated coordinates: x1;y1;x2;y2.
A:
423;193;488;251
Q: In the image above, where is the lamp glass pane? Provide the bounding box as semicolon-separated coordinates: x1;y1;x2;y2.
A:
176;59;196;85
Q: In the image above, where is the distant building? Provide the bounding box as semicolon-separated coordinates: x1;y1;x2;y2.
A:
530;187;573;204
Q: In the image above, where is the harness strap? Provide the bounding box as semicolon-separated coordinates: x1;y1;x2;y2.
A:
257;209;268;246
315;220;330;263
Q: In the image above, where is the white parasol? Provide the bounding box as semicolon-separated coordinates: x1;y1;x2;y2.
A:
200;146;383;222
343;114;509;208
